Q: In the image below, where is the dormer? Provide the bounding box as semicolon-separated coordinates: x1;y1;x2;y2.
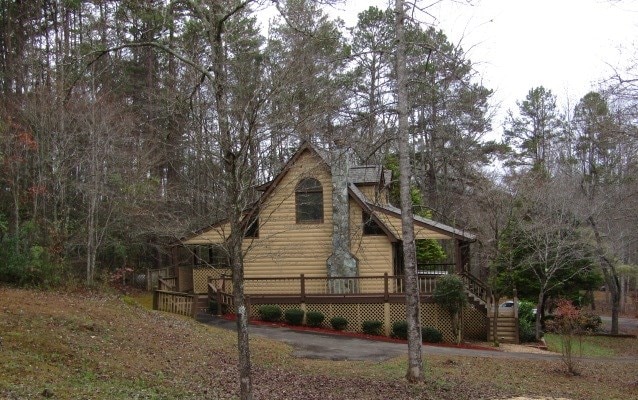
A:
348;165;391;205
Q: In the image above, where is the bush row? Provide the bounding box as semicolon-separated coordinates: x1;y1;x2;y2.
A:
255;306;443;341
390;321;443;343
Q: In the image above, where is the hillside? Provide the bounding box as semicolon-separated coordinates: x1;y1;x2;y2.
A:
1;287;636;400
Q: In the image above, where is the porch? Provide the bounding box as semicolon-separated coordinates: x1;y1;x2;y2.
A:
152;267;499;343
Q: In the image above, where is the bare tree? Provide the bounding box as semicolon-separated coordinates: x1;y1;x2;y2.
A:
395;0;423;383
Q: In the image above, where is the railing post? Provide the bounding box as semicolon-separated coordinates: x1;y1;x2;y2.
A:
513;288;520;343
191;294;198;319
383;273;389;302
300;274;306;302
216;289;223;316
245;295;251;321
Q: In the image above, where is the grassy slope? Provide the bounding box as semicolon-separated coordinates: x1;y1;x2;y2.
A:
1;287;637;400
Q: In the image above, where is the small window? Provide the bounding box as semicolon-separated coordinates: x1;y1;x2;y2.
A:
296;178;323;223
362;212;384;235
244;215;259;238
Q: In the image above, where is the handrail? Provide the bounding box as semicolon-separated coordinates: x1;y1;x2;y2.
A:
158;277;176;291
210;273;447;297
459;272;488;304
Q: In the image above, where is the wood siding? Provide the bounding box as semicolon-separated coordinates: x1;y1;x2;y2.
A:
182;148;457;295
243;150;333;280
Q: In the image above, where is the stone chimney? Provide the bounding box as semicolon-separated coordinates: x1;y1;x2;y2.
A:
326;143;358;292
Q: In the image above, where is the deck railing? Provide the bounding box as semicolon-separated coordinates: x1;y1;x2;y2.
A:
153;290;197;318
158;277;177;291
146;267;172;290
459;272;489;304
210;272;468;299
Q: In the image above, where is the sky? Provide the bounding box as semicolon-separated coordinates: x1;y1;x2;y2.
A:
327;0;638;137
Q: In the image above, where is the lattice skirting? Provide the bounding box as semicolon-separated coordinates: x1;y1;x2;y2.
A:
246;300;487;342
193;268;231;294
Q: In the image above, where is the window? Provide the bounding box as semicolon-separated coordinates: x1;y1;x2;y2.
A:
296;178;323;223
244;215;259;238
362;212;384;235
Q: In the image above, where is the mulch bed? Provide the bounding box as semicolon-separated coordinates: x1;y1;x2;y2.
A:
221;313;499;351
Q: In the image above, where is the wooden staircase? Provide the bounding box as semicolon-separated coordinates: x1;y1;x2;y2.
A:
487;305;519;343
458;273;520;344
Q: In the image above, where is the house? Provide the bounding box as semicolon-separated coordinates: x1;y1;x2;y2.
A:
156;143;509;342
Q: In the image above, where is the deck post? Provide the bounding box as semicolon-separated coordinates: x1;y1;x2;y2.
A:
191;294;198;318
152;290;158;310
384;302;391;336
300;274;306;302
383;273;389;302
216;289;223;316
513;289;520;343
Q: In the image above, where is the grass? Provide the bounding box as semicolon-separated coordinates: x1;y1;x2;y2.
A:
544;333;637;358
1;286;637;400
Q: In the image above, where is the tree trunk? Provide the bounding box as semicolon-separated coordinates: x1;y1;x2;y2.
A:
395;0;423;383
211;9;253;398
588;216;620;334
535;291;544;340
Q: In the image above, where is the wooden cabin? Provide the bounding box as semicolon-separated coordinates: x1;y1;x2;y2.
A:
154;143;515;342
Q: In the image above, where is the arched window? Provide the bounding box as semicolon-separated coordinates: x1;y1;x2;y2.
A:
295;178;323;223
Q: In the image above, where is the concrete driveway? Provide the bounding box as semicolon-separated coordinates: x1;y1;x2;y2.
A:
197;314;565;362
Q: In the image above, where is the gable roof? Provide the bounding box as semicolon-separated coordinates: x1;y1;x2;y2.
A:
368;203;476;241
180;141;475;244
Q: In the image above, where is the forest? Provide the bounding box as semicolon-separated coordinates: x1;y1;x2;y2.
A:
0;1;636;327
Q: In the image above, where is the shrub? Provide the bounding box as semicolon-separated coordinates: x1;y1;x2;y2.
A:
518;318;536;343
258;305;282;322
330;316;348;331
421;326;443;343
433;275;467;343
391;320;408;339
546;299;597;375
306;311;325;327
518;300;536;324
284;308;305;325
362;320;383;336
579;311;602;333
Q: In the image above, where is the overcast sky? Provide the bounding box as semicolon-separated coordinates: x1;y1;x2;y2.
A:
329;0;638;137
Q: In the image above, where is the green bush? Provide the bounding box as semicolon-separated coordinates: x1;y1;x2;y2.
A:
362;320;383;336
306;311;325;327
519;318;536;343
421;326;443;343
258;305;282;322
518;300;536;324
330;316;348;331
579;311;602;333
284;308;305;325
0;231;65;289
391;320;408;339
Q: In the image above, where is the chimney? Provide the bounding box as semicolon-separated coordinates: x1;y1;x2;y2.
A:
326;144;358;292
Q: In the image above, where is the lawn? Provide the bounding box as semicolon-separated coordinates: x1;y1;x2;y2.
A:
544;333;638;358
1;287;637;400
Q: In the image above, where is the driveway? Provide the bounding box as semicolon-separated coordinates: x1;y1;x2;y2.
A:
197;314;564;362
600;315;638;335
